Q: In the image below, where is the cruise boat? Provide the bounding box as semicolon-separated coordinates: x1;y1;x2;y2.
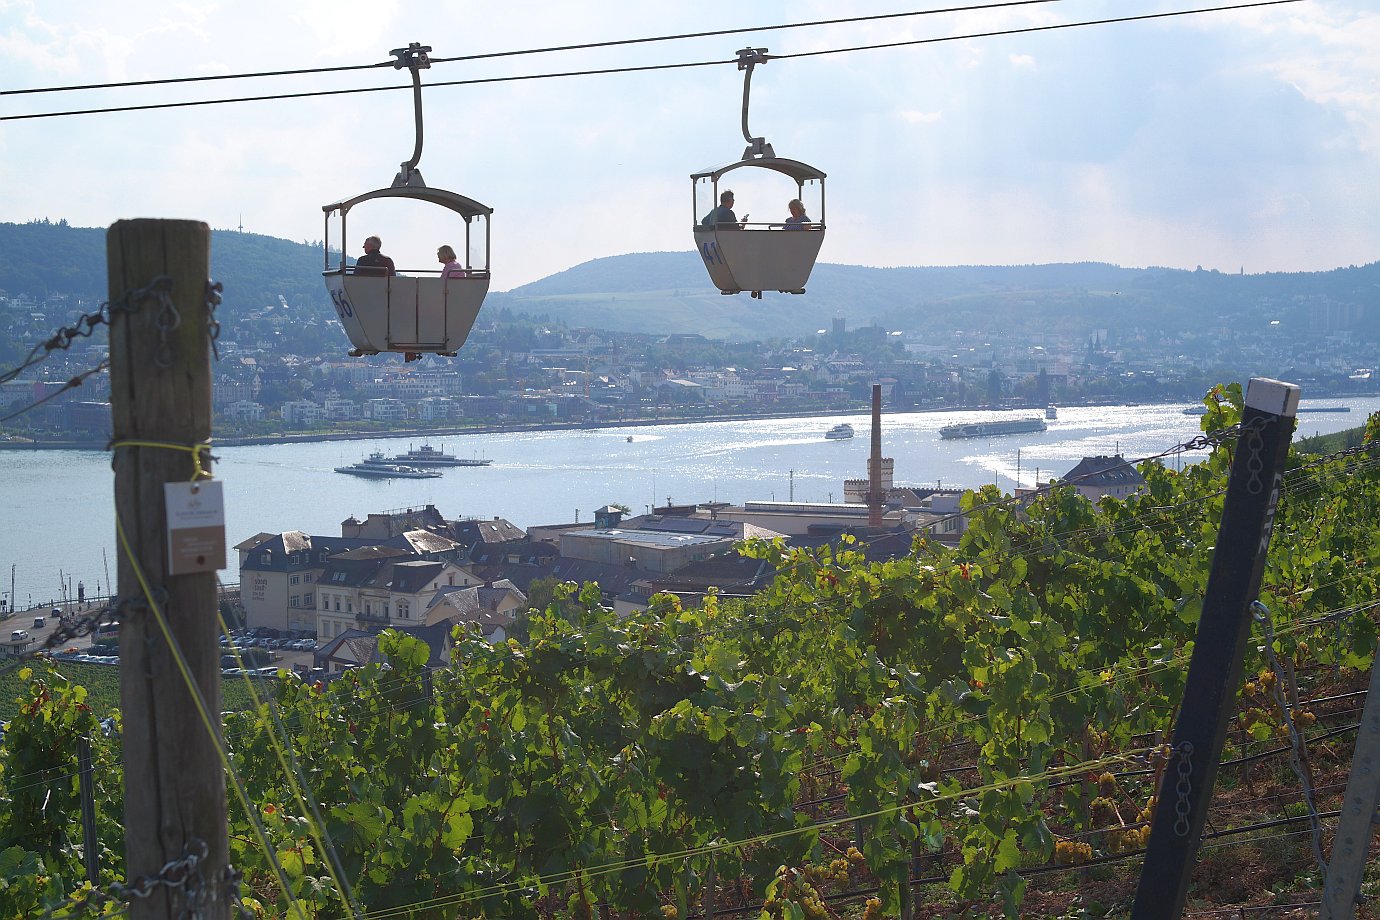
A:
334;452;442;479
388;443;492;467
938;417;1047;440
825;423;855;440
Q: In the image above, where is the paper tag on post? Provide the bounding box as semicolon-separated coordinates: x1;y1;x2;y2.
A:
164;480;226;576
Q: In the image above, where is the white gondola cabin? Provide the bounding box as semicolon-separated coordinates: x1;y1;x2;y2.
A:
321;41;492;359
322;181;491;357
692;47;827;298
692;157;825;296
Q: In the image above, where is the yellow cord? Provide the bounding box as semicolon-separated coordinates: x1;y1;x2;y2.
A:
114;510;302;915
108;439;214;481
218;610;358;916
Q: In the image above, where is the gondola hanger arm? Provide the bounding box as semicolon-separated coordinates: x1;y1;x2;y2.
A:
737;47;775;160
391;42;432;188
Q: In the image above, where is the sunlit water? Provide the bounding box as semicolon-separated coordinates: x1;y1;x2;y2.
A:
2;398;1372;608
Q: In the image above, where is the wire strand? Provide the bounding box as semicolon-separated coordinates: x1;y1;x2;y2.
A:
1;1;1305;123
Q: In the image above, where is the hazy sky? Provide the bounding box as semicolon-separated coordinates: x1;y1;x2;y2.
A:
1;0;1376;290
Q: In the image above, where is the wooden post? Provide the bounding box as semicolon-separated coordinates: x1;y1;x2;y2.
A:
108;219;227;919
1131;377;1299;920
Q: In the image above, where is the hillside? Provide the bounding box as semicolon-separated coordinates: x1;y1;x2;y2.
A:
497;251;1380;340
0;220;332;325
4;221;1379;343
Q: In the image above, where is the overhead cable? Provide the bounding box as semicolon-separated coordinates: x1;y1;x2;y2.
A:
1;0;1070;97
1;0;1305;123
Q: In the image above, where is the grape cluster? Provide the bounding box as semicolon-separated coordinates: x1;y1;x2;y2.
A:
1105;825;1150;853
1053;839;1093;865
763;866;833;920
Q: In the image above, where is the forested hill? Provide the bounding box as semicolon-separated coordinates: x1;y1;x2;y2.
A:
4;220;1379;342
0;220;330;323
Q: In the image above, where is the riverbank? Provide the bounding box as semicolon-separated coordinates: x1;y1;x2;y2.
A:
0;400;1132;452
4;392;1371;452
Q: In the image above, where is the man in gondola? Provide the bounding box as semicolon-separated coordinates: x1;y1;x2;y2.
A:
354;236;396;275
701;190;743;229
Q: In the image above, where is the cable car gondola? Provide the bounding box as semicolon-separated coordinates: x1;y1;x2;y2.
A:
322;43;492;360
692;48;826;299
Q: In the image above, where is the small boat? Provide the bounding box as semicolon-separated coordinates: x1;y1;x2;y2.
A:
389;443;492;467
1297;406;1350;414
626;435;634;442
939;417;1047;440
1045;403;1058;420
1183;405;1209;416
825;423;855;440
334;452;442;479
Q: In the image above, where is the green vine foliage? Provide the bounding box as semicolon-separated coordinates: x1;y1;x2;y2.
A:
3;401;1378;918
0;665;123;918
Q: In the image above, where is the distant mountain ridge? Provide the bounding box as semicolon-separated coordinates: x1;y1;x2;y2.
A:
3;221;1377;342
495;250;1380;340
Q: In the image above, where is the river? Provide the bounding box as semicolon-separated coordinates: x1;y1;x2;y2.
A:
2;398;1372;609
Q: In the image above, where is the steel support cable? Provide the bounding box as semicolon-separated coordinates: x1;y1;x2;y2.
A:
216;612;360;918
251;617;1368;912
9;620;1366;862
15;470;1376;802
0;359;109;424
2;1;1073;98
353;751;1143;919
1;0;1304;122
684;809;1342;919
110;511;301;917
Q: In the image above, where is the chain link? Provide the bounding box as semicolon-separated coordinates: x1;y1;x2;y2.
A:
1244;425;1267;495
39;841;250;920
153;284;183;370
0;275;174;386
1173;741;1194;837
206;280;223;361
0;588;175;679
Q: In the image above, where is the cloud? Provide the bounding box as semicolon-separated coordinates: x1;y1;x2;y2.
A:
1;0;1379;286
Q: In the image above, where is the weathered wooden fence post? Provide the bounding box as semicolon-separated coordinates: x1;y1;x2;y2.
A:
108;219;228;919
1131;377;1298;919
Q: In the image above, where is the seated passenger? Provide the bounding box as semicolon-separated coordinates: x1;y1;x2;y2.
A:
701;190;744;229
354;235;396;275
783;198;811;229
437;244;467;279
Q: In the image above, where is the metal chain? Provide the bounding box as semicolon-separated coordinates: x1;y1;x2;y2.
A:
0;274;174;386
206;280;223;361
1173;741;1195;837
0;588;174;679
153;284;183;369
1244;425;1267;495
1251;600;1328;875
40;839;248;920
0;359;111;426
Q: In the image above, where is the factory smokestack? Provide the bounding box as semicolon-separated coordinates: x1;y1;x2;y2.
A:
868;384;883;528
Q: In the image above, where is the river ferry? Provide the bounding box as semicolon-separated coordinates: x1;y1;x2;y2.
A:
938;417;1047;440
824;423;855;440
334;452;442;479
389;443;493;466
